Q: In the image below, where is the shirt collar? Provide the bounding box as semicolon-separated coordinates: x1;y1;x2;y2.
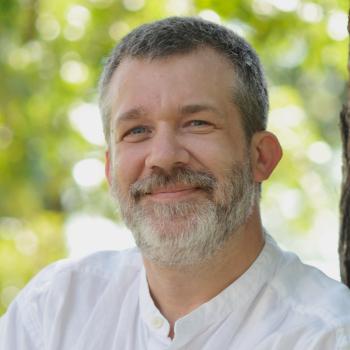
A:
138;233;283;346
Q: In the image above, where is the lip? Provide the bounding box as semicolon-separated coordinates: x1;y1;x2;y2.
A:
146;187;199;201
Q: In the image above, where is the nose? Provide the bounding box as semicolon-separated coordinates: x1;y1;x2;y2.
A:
145;126;190;172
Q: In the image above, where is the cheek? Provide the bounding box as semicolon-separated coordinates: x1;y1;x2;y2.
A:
112;144;147;188
185;135;240;174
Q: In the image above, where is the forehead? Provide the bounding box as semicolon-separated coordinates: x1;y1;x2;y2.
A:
107;47;235;109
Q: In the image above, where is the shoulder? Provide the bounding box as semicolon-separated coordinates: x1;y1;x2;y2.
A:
273;249;350;320
35;246;139;284
1;248;143;348
12;247;143;312
266;241;350;346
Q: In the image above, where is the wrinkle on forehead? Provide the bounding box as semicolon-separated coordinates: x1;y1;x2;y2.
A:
107;47;235;106
106;47;243;142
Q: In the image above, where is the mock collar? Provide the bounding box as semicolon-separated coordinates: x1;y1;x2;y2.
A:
138;233;283;347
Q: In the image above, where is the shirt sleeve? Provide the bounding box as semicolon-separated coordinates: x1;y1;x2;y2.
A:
0;262;60;350
298;325;350;350
0;300;43;350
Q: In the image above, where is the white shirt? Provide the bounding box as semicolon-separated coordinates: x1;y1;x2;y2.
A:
1;234;350;350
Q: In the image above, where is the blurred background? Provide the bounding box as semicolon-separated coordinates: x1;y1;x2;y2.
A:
0;0;348;315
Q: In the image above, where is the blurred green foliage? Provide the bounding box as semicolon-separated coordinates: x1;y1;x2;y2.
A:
0;0;348;314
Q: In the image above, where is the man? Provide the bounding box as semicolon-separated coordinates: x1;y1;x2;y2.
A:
1;17;350;349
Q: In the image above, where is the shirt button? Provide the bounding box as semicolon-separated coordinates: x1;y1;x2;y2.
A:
151;316;164;329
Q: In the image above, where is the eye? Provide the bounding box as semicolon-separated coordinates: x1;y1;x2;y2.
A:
129;126;147;134
185;119;214;133
188;120;210;127
122;125;151;142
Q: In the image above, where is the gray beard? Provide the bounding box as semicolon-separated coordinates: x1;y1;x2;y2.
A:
111;162;257;267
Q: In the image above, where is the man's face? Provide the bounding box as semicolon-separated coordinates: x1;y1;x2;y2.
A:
106;48;258;266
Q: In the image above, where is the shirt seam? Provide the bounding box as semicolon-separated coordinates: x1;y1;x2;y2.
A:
267;282;348;344
37;252;141;286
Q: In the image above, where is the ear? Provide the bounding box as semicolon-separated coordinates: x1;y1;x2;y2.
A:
250;131;282;183
105;150;112;186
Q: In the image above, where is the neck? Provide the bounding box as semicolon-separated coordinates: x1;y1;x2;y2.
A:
143;207;265;339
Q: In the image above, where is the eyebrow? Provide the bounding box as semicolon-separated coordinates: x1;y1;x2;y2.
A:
114;103;222;128
114;107;147;128
179;103;223;117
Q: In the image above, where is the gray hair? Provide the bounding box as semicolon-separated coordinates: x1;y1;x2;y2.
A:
99;16;268;143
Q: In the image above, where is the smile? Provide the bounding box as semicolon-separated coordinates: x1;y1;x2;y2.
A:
146;187;200;201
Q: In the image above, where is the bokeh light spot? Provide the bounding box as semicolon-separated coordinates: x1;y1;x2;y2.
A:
60;60;89;84
66;5;91;27
327;11;348;41
64;214;135;258
198;9;221;23
36;13;60;41
166;0;192;15
297;2;323;23
276;38;308;68
307;141;332;164
69;103;105;146
15;230;38;256
252;0;276;16
8;47;31;69
252;0;300;15
122;0;145;12
64;25;86;41
72;158;105;188
109;21;130;41
271;0;300;12
269;105;305;128
279;189;303;219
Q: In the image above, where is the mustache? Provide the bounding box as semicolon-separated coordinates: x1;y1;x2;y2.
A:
130;167;216;200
